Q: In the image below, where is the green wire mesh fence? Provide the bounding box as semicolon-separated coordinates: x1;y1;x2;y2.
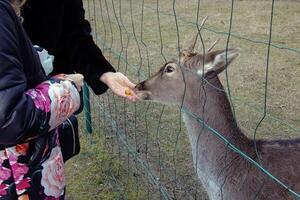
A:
66;0;300;199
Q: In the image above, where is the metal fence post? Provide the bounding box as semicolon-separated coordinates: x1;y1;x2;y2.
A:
83;82;93;134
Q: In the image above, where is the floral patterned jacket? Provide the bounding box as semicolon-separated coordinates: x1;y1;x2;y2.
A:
0;1;81;199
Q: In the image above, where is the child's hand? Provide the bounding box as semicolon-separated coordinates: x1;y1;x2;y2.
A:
65;74;84;92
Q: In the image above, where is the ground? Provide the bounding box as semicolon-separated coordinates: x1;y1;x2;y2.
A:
65;0;300;199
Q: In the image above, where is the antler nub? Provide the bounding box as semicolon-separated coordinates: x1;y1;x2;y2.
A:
207;38;220;53
187;33;199;52
187;16;208;52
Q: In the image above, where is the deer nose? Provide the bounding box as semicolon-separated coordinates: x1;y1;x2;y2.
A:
135;81;147;91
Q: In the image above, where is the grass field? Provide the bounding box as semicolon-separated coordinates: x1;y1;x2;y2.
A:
65;0;300;199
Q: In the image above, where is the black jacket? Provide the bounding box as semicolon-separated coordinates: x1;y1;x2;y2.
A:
22;0;116;95
0;0;47;145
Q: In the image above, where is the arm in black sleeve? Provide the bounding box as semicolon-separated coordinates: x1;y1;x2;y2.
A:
0;4;81;145
60;0;116;95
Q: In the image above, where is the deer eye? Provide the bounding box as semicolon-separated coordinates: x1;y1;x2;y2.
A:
164;65;175;73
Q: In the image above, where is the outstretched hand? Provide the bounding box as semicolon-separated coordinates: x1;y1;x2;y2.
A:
100;72;139;102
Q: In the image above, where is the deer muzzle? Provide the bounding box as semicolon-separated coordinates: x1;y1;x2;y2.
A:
135;81;152;100
135;81;147;91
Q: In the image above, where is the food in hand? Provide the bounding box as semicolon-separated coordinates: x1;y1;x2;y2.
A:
125;88;133;96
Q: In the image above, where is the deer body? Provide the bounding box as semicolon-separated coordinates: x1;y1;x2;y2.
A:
180;77;250;200
135;44;300;199
180;76;300;200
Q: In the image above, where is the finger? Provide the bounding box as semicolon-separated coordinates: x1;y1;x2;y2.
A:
127;91;140;102
111;84;139;102
130;96;139;102
126;95;137;102
123;78;136;89
129;91;139;99
120;87;138;102
114;87;127;98
65;74;84;83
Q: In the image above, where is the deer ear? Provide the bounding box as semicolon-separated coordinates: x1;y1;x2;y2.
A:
199;48;240;77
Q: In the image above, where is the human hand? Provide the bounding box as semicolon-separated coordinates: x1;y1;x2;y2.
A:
65;74;84;92
100;72;139;102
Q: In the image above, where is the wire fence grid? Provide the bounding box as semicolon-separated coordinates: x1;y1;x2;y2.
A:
68;0;300;199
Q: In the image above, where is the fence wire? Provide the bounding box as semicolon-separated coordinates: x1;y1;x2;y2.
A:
66;0;300;199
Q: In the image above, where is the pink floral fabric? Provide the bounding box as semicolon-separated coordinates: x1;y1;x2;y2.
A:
41;146;65;198
48;80;80;130
0;163;10;181
0;184;9;197
27;78;80;131
26;83;51;113
0;150;10;197
0;77;80;199
6;146;31;195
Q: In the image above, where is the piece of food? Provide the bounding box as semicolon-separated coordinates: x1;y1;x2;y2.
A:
125;88;133;96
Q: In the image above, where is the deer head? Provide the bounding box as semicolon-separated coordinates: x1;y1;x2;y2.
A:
135;36;240;106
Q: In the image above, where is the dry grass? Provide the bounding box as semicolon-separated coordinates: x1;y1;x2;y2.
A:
65;0;300;199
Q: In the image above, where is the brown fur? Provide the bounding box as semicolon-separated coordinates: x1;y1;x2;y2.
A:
135;46;300;200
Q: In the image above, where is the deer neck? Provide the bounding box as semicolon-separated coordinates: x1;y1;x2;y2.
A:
181;76;253;181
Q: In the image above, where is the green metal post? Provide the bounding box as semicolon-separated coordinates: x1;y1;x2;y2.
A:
83;82;93;134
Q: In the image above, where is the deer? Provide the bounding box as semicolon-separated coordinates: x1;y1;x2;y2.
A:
134;35;300;200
